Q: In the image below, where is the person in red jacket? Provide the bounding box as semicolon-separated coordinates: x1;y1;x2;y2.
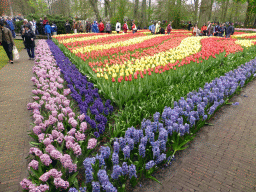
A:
123;21;128;33
99;21;104;33
132;21;137;34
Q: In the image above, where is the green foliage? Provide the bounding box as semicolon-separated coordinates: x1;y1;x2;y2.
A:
28;0;48;16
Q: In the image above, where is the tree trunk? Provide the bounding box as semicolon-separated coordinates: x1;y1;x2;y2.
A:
173;0;181;28
208;0;214;21
194;0;199;23
89;0;100;21
244;0;254;26
134;0;139;22
141;0;147;28
222;0;229;22
198;0;212;28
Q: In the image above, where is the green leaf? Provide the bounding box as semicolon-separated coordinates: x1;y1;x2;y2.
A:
147;175;162;185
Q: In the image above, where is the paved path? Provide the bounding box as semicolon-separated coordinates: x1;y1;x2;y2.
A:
133;80;256;192
0;48;34;192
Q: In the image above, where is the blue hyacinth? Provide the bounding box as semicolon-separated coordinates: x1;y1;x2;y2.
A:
100;146;111;159
111;165;122;180
113;141;120;153
79;187;87;192
145;160;155;170
123;145;130;159
122;162;129;175
139;143;146;158
92;181;100;192
112;152;119;165
85;168;93;183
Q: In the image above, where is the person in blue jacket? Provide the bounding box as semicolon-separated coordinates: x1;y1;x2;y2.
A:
51;22;57;35
92;21;99;33
44;22;52;39
6;17;15;38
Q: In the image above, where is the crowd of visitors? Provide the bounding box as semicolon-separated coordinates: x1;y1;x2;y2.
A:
190;21;235;38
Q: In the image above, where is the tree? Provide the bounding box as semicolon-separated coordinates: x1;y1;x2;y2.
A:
89;0;100;20
198;0;213;27
134;0;139;21
141;0;147;27
28;0;48;15
117;0;127;23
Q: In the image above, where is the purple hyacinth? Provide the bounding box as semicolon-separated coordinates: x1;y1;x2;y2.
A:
139;143;146;158
111;165;122;180
112;152;119;165
127;138;134;150
119;137;126;150
85;168;93;183
128;164;137;179
145;160;155;170
100;146;110;159
123;145;130;160
121;162;129;176
92;181;100;192
113;141;120;153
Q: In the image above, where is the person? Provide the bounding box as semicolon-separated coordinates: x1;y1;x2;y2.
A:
159;26;165;34
116;20;121;34
200;24;207;36
6;17;15;38
225;22;233;38
99;20;104;33
192;24;200;36
188;21;192;31
123;21;128;33
0;21;15;64
43;17;48;34
73;19;77;33
65;20;71;34
77;21;83;33
213;22;220;36
151;23;155;34
155;21;160;34
22;24;35;60
167;22;172;35
92;21;99;33
31;19;36;35
207;23;213;36
230;22;234;35
39;18;44;34
218;24;224;37
44;22;52;39
86;20;91;33
132;21;137;34
51;22;57;35
106;21;111;34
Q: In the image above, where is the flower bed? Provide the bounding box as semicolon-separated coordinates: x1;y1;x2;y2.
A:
20;40;104;191
70;55;256;192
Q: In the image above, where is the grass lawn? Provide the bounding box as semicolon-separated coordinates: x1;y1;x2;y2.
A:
0;39;24;70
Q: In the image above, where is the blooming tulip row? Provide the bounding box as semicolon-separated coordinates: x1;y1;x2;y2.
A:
71;35;162;54
20;40;99;191
69;55;256;192
63;33;145;49
232;33;256;39
46;39;114;138
53;32;109;41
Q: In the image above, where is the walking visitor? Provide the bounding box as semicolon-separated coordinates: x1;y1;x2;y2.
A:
0;21;15;64
44;22;52;39
116;20;121;33
22;24;35;60
65;20;71;34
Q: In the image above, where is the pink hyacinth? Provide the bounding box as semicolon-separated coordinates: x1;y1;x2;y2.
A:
39;172;50;182
66;141;74;149
75;131;85;141
80;122;87;132
33;96;40;100
57;122;64;131
29;147;43;157
50;150;62;160
62;108;67;116
63;88;71;96
66;107;72;114
63;100;70;107
45;144;55;153
43;138;52;146
51;130;60;139
87;138;97;149
20;178;32;189
38;133;45;142
69;119;78;128
58;113;64;121
67;128;76;136
40;154;52;166
28;160;39;170
64;136;75;143
68;112;75;118
38;184;50;192
49;168;63;178
72;143;82;156
39;100;44;105
53;178;69;189
52;110;58;117
33;126;42;135
78;113;85;121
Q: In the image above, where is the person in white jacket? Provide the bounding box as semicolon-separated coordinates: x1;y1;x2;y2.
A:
116;21;121;33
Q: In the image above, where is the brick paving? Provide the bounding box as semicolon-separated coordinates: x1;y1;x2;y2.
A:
0;48;34;192
133;80;256;192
